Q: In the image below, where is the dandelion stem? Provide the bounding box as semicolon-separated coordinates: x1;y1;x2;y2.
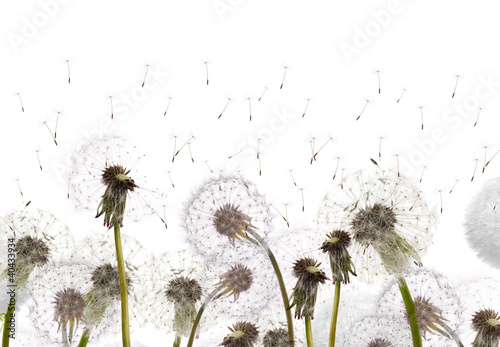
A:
2;298;15;347
328;281;341;347
245;229;295;346
187;288;220;347
114;223;131;347
77;328;91;347
173;334;182;347
398;277;423;347
305;316;314;347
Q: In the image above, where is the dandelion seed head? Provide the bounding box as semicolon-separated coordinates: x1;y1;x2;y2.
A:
53;287;85;343
219;263;254;300
320;229;356;284
91;263;131;299
165;276;203;305
464;177;500;269
262;328;288;347
471;308;500;346
290;257;327;319
221;321;259;347
213;204;251;244
318;168;436;282
16;235;50;267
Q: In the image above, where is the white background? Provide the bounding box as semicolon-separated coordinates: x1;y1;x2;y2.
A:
1;0;500;345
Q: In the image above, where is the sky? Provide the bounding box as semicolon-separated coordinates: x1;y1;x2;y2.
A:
1;1;500;346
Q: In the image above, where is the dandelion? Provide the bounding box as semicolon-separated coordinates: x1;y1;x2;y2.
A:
220;321;259;347
69;136;165;347
0;209;74;347
378;268;465;346
71;232;147;347
320;229;356;346
184;174;294;344
263;328;289;347
145;251;210;347
340;315;411;347
187;251;276;347
318;167;436;346
461;277;500;347
28;261;91;347
464;177;500;269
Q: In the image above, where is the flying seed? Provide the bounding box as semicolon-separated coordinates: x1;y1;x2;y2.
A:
300;188;305;212
313;137;333;161
290;169;297;186
228;149;243;159
66;60;71;84
451;75;459;98
302;98;310;118
439;190;443;213
378;137;383;159
16;179;23;196
218;98;231;119
164;97;172;116
485;148;500;168
109;96;114;119
474;107;482;127
356;100;369;121
43;122;58;146
376;70;381;94
256;139;260;159
471;159;479;182
396;88;406;103
188;143;195;163
142;64;149;87
483;146;488;173
54;111;61;138
258;87;267;101
333;157;340;180
258;155;262;176
340;169;345;189
204;61;209;85
420;166;426;183
280;66;287;89
396;154;400;177
449;179;458;194
248;98;252;121
174;136;194;157
36;150;43;171
205;160;213;174
271;204;289;228
168;171;175;188
18;93;24;112
172;136;177;163
419;106;424;130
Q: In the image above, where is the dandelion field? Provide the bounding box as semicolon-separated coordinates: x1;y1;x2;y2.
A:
1;1;500;346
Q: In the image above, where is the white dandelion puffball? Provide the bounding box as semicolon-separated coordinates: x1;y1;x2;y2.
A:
318;168;436;282
464;177;500;269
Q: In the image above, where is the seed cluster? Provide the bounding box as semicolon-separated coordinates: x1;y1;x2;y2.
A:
221;321;259;347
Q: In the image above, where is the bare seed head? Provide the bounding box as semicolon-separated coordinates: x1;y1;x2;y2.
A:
407;295;447;338
221;321;259;347
91;263;130;299
291;257;327;319
16;235;50;267
213;204;251;244
320;230;356;284
97;164;138;227
263;328;289;347
165;276;203;305
53;287;85;344
367;338;393;347
471;308;500;346
219;263;254;300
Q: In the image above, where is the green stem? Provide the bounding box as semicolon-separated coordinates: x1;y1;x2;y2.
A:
245;229;295;346
77;328;91;347
114;223;131;347
398;277;422;347
173;334;181;347
187;288;219;347
328;281;341;347
2;298;15;347
305;316;314;347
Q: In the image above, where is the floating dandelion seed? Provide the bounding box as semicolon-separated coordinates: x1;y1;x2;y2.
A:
172;135;177;163
54;111;61;139
333;157;340;180
17;92;24;112
419;106;424;130
483;146;488;173
280;66;288;89
395;154;400;177
16;178;23;196
164;96;172;116
452;75;459;98
290;170;297;186
205;160;214;174
36;150;43;171
449;179;459;194
109;96;114;119
397;88;406;103
376;70;381;94
313;138;333;162
270;204;289;228
356;100;369;121
218;98;231;119
485;148;500;169
302;98;310;118
174;135;195;158
43;121;58;146
258;86;268;101
221;321;259;347
66;60;71;83
420;166;426;183
474;107;482;127
142;64;149;87
204;61;209;85
188;142;195;163
471;159;479;182
168;171;175;188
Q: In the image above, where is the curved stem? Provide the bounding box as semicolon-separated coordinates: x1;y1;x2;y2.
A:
173;334;181;347
2;298;15;347
187;288;220;347
114;223;130;347
305;316;314;347
77;328;91;347
328;282;341;347
398;277;422;347
245;229;295;346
